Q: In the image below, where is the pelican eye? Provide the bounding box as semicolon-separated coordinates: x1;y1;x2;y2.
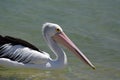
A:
56;28;61;32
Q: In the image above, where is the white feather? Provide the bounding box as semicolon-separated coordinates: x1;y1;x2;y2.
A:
0;44;50;64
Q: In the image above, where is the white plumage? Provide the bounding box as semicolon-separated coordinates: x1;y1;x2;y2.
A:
0;44;49;63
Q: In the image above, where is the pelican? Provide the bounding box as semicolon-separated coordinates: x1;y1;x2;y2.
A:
0;23;95;69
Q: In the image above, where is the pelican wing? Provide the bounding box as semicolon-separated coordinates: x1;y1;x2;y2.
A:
0;35;50;65
0;44;50;64
0;35;42;52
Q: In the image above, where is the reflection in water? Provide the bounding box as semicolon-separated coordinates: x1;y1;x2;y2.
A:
25;71;52;80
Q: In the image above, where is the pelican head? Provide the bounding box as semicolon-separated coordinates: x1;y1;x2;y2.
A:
42;22;95;69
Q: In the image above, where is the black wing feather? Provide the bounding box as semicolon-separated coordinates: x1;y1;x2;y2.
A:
0;35;42;52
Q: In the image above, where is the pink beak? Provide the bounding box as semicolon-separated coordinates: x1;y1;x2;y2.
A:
53;32;95;69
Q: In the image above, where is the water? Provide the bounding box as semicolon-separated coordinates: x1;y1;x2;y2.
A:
0;0;120;80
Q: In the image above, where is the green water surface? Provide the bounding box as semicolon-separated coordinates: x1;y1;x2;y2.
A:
0;0;120;80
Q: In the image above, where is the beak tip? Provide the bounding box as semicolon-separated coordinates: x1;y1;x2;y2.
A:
91;65;96;70
92;66;96;70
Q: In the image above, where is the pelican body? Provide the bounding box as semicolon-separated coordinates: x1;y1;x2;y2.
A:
0;23;95;69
